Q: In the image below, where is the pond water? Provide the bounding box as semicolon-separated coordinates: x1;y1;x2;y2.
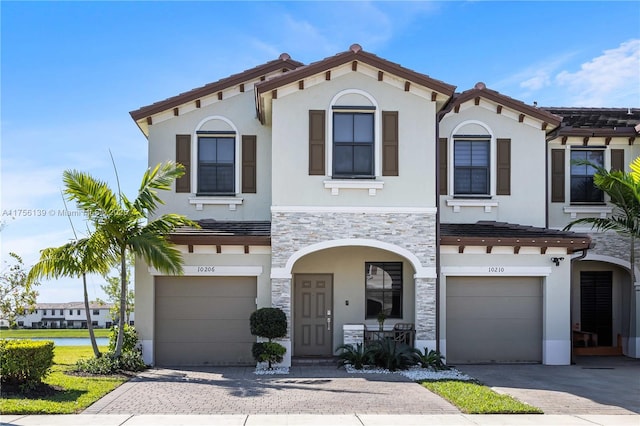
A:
15;337;109;346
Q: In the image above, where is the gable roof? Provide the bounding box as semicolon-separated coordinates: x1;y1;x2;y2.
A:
445;82;562;130
543;107;640;139
441;221;592;253
255;44;456;97
129;54;304;128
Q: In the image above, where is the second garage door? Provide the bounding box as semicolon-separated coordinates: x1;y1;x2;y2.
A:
155;276;257;366
446;277;542;364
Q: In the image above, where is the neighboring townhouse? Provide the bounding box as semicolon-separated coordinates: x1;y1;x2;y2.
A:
130;44;639;368
5;302;124;329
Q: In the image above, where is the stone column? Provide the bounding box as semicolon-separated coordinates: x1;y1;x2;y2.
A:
415;277;436;351
271;277;292;367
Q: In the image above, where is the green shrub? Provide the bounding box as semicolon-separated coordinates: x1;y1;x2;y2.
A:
252;342;286;368
335;343;374;370
369;339;420;371
0;339;54;391
250;308;287;340
416;347;448;371
108;324;139;353
75;354;118;375
75;350;147;374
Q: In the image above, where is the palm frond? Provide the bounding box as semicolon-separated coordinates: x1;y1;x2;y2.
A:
133;162;185;215
630;156;640;184
127;233;184;275
63;170;119;218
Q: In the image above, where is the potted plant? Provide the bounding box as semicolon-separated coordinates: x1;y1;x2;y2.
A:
249;307;287;369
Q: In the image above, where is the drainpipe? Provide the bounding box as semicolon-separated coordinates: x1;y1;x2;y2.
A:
434;97;455;353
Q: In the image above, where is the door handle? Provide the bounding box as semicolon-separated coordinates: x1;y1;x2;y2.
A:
327;309;331;331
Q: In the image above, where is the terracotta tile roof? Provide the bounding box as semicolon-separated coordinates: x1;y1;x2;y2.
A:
542;107;640;138
255;44;456;97
169;220;271;246
440;221;592;252
129;55;304;121
447;82;562;128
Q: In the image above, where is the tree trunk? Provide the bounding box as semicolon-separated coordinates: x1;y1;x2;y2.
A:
83;273;100;358
114;247;127;358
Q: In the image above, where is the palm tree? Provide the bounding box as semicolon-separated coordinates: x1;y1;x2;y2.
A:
564;156;640;284
63;161;197;358
565;157;640;351
28;236;114;357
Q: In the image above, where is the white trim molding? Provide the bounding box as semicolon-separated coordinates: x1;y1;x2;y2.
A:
564;205;612;219
446;198;498;213
441;266;553;277
189;196;243;211
323;180;384;196
149;265;263;277
271;206;437;214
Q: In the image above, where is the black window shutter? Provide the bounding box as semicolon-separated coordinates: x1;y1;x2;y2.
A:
309;110;325;175
496;138;511;195
175;134;191;193
242;135;257;193
551;149;565;203
439;138;448;195
611;149;624;172
382;111;399;176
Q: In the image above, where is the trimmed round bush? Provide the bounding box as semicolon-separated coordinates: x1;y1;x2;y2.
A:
0;339;54;391
250;307;286;340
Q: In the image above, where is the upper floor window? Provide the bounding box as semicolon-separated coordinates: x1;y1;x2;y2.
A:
454;138;490;197
92;310;99;315
570;150;604;203
333;111;374;178
197;133;235;195
365;262;403;319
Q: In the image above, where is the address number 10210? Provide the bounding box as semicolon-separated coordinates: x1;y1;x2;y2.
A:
488;267;505;273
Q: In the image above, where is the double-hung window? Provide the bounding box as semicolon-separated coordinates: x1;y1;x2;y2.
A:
197;132;235;195
570;149;604;203
454;138;490;196
365;262;403;319
333;111;374;178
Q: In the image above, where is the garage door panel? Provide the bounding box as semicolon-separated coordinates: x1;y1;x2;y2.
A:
447;277;542;364
156;296;255;320
155;276;257;366
156;319;254;342
155;342;254;366
448;296;542;319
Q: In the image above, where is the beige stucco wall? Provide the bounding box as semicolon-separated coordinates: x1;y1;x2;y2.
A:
439;104;548;227
270;71;438;207
135;249;272;365
145;90;272;221
291;246;415;352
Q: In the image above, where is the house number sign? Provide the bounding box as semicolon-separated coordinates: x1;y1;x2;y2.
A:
197;266;216;273
488;267;505;273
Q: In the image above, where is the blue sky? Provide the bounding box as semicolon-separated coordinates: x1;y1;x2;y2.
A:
1;0;639;303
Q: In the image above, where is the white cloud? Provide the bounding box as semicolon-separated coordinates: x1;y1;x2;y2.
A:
555;39;640;107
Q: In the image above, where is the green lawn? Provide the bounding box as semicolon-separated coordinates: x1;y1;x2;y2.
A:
421;380;543;414
0;329;111;338
0;346;128;414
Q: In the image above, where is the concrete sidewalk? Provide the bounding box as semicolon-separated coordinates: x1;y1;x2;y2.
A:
2;414;640;426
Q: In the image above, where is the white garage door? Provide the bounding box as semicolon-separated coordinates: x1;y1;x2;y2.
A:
446;277;542;364
155;276;257;366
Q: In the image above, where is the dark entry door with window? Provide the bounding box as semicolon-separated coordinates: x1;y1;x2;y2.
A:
294;274;333;356
580;271;612;346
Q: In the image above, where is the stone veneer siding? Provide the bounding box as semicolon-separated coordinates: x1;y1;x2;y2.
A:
589;231;639;275
271;210;437;340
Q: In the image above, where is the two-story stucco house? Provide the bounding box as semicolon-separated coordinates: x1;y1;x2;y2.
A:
130;45;639;368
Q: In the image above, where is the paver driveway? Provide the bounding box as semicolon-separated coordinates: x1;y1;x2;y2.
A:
84;366;459;415
456;356;640;415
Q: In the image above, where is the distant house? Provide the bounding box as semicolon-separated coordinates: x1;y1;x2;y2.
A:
129;44;639;368
4;302;135;329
